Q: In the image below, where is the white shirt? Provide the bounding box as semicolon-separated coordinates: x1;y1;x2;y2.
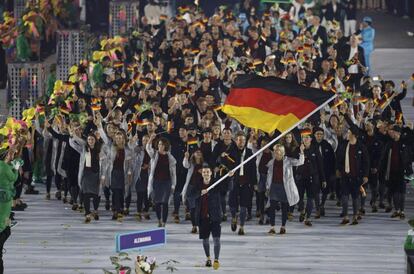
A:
289;0;315;22
85;151;92;168
348;46;358;74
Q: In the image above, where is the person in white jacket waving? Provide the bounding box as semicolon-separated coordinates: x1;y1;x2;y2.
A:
146;133;177;227
266;143;305;235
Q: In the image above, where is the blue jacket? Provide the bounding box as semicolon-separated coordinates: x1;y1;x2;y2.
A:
361;26;375;52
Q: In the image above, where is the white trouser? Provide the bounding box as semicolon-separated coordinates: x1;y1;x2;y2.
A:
344;19;357;37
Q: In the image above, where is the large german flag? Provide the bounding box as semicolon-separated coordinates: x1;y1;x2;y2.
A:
222;74;336;133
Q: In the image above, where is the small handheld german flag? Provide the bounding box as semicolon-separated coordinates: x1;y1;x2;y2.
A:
59;106;71;115
287;57;296;64
253;59;263;66
91;104;101;111
191;48;200;55
332;99;345;109
374;98;387;109
383;90;394;99
139;78;151;87
91;97;101;104
235;39;244;46
155;72;162;81
205;60;214;68
113;61;123;68
127;64;137;72
187;136;198;146
356;96;368;104
182;88;191;94
136;119;149;126
133;73;140;82
120;82;129;92
396;112;403;123
300;128;312;138
167;80;177;89
183;66;192;74
167;120;173;133
178;5;189;14
323;75;335;86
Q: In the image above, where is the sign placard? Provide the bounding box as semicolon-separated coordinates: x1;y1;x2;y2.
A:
116;228;166;252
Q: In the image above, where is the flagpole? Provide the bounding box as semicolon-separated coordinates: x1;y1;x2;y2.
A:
205;94;338;193
379;91;398;113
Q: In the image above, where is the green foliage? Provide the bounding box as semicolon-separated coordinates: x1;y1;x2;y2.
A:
161;260;180;273
105;253;132;274
405;235;414;250
16;34;31;61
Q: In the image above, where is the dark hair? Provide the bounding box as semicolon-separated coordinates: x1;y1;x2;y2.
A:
86;133;101;153
235;131;246;138
201;163;211;169
156;137;171;151
87;133;97;142
191;149;204;164
280;132;299;152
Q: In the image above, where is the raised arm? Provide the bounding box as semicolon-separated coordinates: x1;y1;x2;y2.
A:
69;135;85;154
145;134;156;159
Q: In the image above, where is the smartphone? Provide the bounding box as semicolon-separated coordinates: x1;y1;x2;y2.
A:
372;76;379;81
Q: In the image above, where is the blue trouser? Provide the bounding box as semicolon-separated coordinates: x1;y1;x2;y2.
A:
341;176;361;217
173;169;187;214
389;173;406;211
269;200;288;227
362;46;373;75
297;177;317;218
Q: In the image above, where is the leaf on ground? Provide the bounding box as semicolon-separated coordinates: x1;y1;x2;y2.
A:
62;224;71;229
110;256;119;264
119;257;131;261
82;258;93;264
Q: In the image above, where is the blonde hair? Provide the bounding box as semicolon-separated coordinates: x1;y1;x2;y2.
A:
273;144;285;154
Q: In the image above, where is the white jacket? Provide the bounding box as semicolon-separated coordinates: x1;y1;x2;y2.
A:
146;143;177;197
266;153;304;206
